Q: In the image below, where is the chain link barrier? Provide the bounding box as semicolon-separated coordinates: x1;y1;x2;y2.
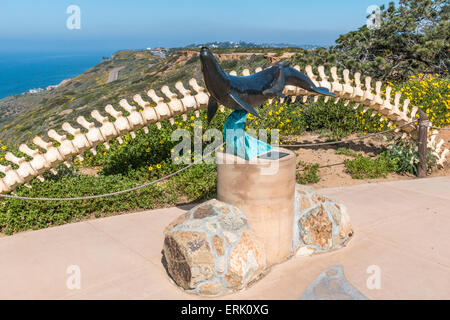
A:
281;121;416;148
430;126;450;131
0;120;417;201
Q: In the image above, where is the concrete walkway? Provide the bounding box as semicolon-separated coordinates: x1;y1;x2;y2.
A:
0;177;449;300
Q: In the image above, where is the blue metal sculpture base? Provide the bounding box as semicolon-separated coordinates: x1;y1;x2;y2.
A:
223;110;272;160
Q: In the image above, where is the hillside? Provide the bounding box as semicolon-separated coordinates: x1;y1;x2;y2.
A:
0;48;295;147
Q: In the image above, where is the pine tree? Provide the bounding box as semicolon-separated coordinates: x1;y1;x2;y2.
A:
292;0;449;81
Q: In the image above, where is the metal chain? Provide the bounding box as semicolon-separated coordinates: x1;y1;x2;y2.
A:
0;142;225;201
296;154;378;172
0;103;277;202
430;126;450;131
281;121;417;148
0;114;417;201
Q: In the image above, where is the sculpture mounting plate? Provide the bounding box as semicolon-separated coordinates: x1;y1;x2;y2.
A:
257;151;290;160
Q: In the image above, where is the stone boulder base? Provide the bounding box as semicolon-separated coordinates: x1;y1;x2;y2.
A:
293;185;353;256
163;199;266;296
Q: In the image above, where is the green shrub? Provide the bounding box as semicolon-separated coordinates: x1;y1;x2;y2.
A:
382;140;438;175
344;155;397;179
296;161;320;184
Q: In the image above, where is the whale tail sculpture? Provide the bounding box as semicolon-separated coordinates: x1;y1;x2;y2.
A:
262;63;335;100
200;46;335;159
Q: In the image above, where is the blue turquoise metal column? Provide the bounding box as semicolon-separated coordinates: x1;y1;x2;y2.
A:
223;110;272;160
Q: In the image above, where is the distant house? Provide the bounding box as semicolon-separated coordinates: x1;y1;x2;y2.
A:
147;47;167;59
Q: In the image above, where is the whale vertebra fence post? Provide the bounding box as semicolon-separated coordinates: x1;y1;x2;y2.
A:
0;64;448;194
418;110;429;178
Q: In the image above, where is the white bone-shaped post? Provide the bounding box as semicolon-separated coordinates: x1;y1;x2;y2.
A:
341;69;354;103
437;149;449;167
161;85;186;121
18;144;50;176
242;69;250;76
33;136;64;167
362;77;374;105
229;70;237;76
400;99;415;129
435;139;444;154
175;81;200;117
304;66;320;103
61;122;91;153
330;67;343;103
352;73;364;103
147;89;173;125
133;94;160;130
401;98;410;115
120;99;147;135
283;84;297;98
378;86;393;116
254;67;262;73
306;66;321;102
305;65;319;87
428;130;439;148
4;152;37;183
189;78;209;117
0;177;8;193
410;106;419;120
318;66;332;103
76;116;105;154
368;81;384;113
361;104;374;116
0;164;24;191
91;109;119;146
104;104;132;143
48;129;78;160
387;92;404;122
391;96;411;129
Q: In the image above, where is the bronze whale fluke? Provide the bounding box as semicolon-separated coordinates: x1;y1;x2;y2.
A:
199;46;335;122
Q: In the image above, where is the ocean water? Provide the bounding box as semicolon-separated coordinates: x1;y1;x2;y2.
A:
0;51;114;99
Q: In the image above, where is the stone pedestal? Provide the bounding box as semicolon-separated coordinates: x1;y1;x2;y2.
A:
216;148;296;266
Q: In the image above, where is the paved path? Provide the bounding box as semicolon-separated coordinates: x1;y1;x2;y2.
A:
0;177;449;299
106;66;125;83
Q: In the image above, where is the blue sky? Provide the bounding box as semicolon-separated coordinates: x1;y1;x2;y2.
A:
0;0;399;52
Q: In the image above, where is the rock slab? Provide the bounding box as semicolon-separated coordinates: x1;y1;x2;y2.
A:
293;184;353;256
163;199;266;296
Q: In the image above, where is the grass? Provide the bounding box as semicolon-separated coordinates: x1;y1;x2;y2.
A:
344;155;397;179
335;147;359;157
296;161;320;184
